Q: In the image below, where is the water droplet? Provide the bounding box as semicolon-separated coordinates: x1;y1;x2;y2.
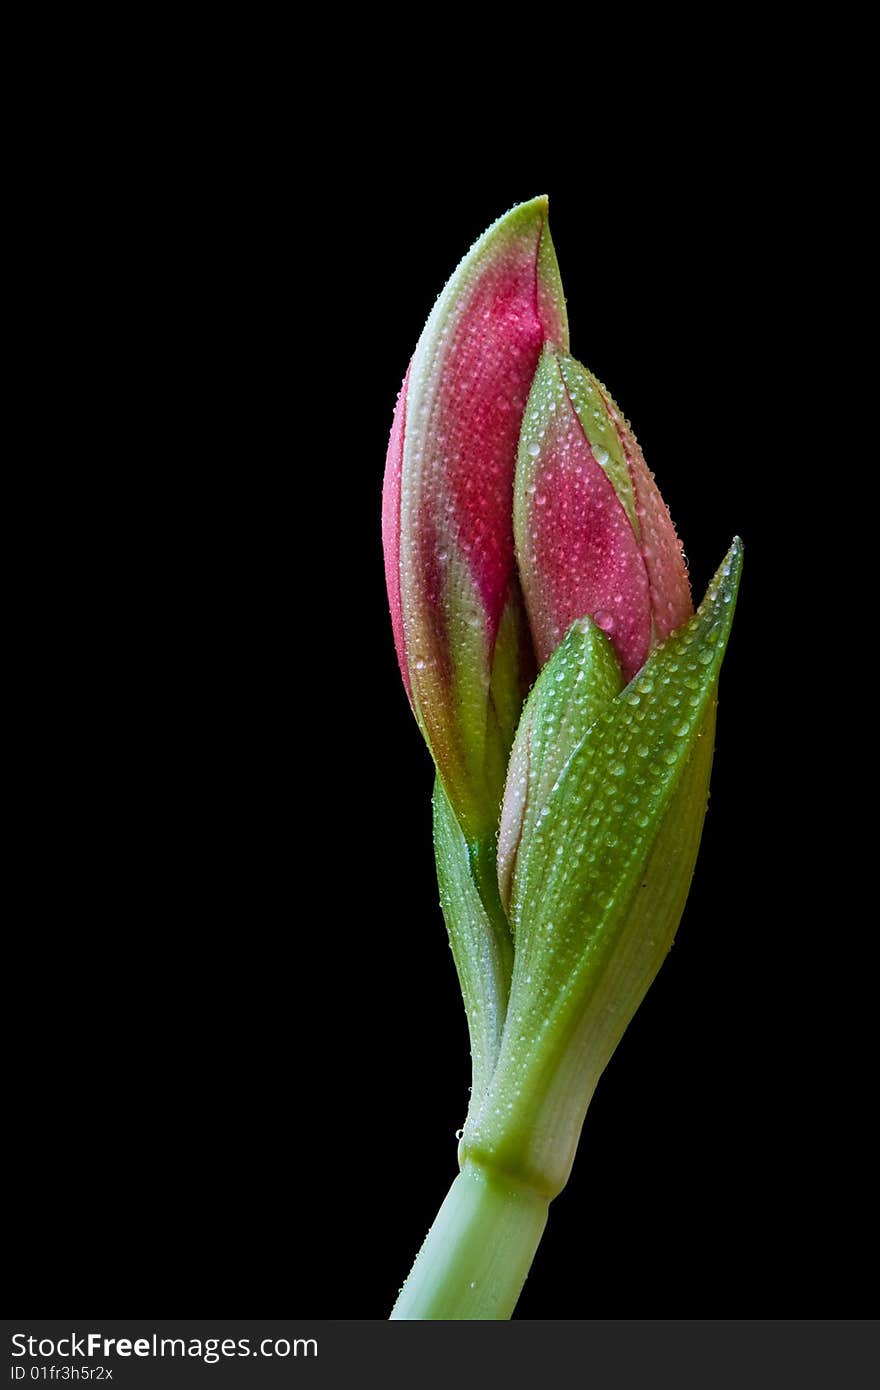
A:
594;610;615;632
594;446;610;467
527;442;540;457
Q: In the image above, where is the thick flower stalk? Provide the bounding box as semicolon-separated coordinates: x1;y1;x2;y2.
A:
382;198;741;1320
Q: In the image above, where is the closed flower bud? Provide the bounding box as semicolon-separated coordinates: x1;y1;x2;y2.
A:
515;346;692;681
382;199;568;843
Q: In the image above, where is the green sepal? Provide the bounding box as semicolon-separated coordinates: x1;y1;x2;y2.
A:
497;617;623;918
461;539;743;1197
433;777;514;1111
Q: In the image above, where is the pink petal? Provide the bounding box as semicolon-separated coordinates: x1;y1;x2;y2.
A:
402;197;567;652
602;397;693;641
385;199;568;835
516;353;652;682
381;364;411;699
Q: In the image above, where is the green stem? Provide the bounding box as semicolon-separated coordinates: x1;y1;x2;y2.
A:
390;1161;549;1320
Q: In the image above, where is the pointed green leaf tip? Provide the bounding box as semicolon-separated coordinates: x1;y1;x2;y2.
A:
461;540;742;1198
497;617;623;919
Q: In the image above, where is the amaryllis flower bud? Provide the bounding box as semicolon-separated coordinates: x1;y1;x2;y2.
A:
385;201;744;1324
382;198;568;843
515;346;692;681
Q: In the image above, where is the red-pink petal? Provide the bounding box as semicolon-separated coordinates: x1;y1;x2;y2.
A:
603;397;693;641
381;364;411;699
404;199;567;647
515;350;652;681
385;198;568;836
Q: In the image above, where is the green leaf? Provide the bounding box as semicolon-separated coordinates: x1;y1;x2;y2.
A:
460;539;743;1197
497;617;623;918
433;777;514;1110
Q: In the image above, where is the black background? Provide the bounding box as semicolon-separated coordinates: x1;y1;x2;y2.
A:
9;103;865;1320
